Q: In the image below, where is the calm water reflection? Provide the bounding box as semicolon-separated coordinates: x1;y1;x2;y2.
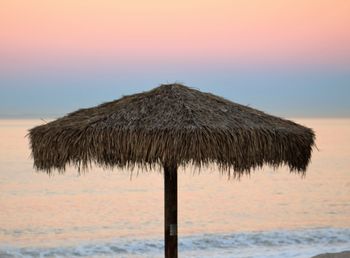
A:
0;119;349;247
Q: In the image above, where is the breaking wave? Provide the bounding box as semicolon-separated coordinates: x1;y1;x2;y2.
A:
1;227;349;258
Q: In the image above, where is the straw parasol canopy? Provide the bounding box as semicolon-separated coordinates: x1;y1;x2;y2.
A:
29;83;315;258
29;83;315;175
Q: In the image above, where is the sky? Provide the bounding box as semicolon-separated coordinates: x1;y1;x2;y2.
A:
0;0;349;118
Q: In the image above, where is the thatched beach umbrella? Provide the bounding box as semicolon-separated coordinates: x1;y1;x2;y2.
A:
29;84;315;258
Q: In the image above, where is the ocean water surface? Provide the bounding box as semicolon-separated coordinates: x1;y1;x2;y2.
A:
0;118;349;257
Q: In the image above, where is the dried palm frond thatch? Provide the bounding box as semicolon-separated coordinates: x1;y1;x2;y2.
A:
29;83;315;175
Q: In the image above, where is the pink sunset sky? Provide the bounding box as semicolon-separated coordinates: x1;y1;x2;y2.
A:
0;0;349;118
1;0;350;69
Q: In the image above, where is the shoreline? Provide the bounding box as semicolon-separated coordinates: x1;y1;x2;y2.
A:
311;251;350;258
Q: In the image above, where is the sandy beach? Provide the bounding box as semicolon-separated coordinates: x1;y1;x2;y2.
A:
312;251;350;258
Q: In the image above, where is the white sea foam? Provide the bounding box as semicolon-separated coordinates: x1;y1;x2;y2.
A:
1;227;349;258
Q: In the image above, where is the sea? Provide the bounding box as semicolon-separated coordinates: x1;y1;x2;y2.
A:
0;118;349;258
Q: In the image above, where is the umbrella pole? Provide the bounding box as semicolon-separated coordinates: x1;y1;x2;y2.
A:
164;163;178;258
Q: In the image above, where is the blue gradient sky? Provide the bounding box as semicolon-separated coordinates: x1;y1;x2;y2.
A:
1;1;349;118
1;64;349;118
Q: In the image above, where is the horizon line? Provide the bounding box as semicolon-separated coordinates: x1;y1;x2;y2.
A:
1;114;349;120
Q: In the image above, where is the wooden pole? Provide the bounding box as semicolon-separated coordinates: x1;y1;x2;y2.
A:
164;163;178;258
